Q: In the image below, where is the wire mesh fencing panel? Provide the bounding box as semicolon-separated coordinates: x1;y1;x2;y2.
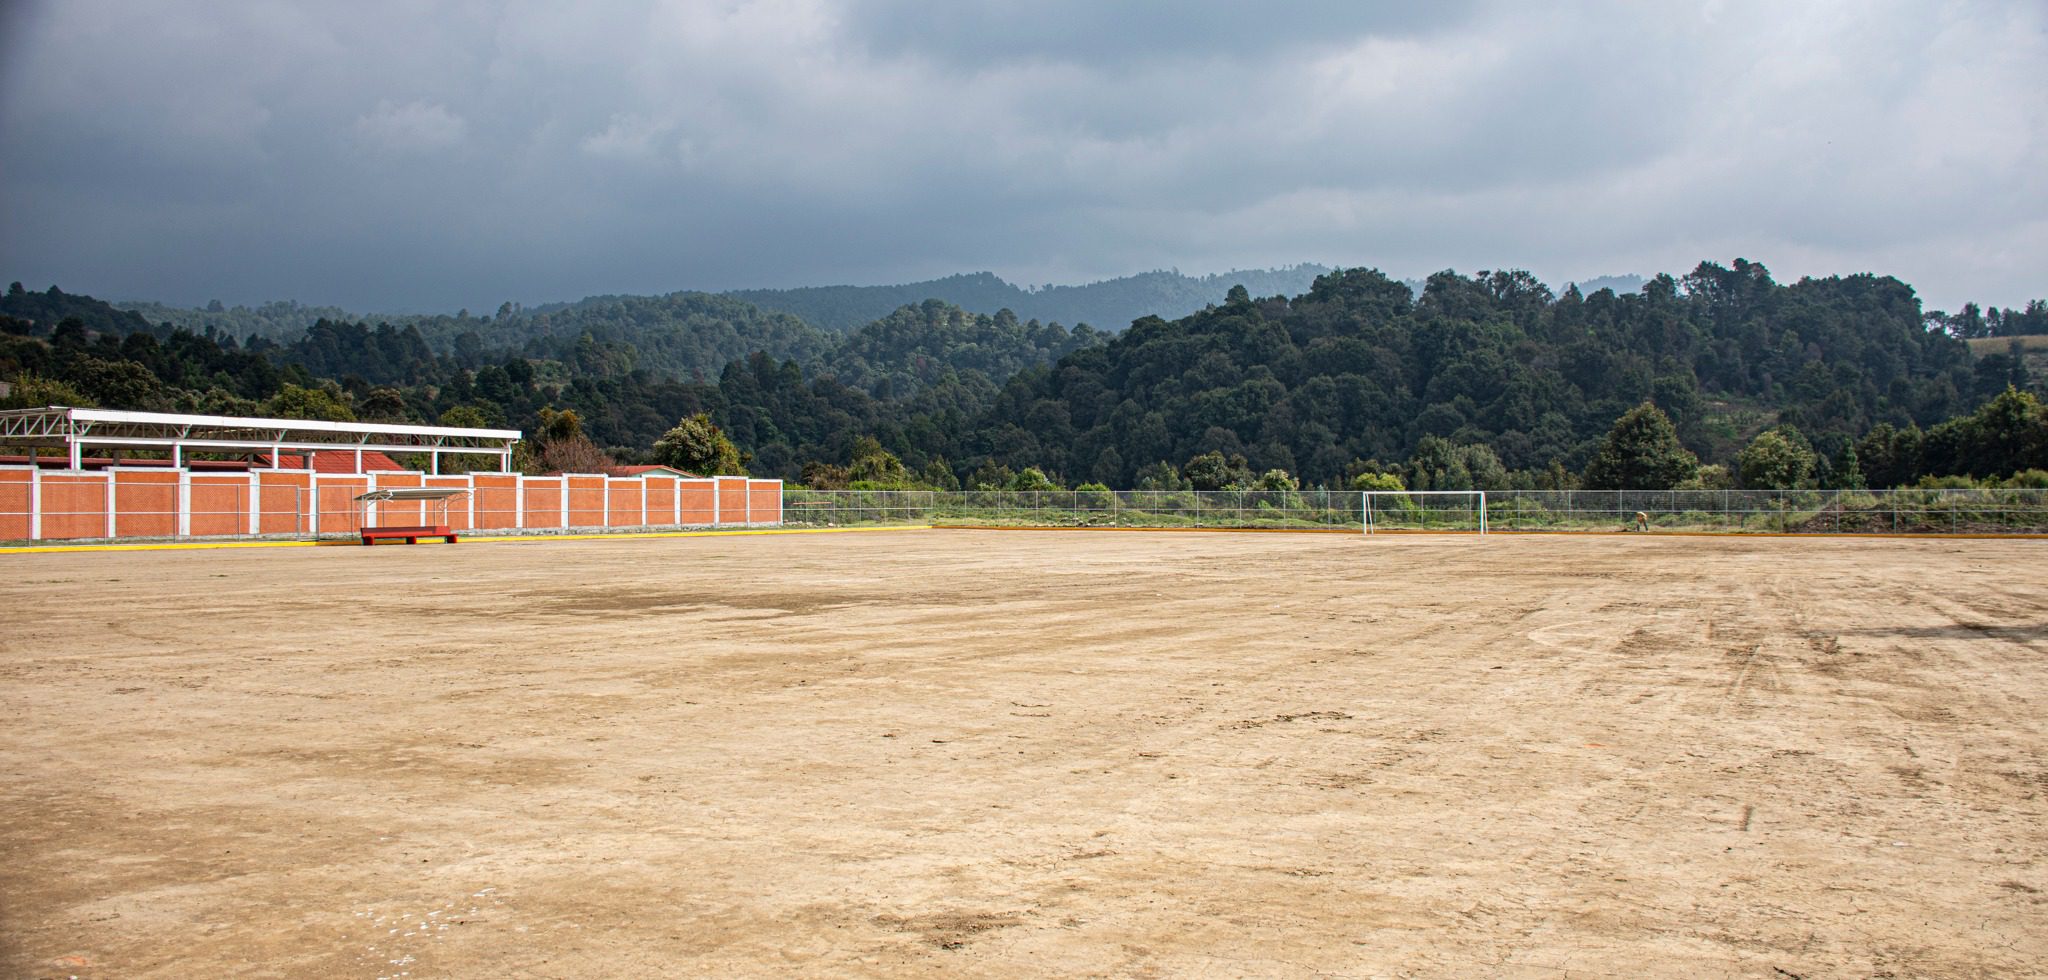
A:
1481;488;2048;534
773;487;2048;535
780;488;941;527
779;489;1370;529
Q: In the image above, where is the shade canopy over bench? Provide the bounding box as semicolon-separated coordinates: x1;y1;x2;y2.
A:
354;487;471;545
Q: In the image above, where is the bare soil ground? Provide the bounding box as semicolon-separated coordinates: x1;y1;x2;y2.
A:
2;529;2046;978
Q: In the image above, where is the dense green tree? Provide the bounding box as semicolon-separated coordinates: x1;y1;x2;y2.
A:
0;372;94;409
918;457;961;491
1133;461;1187;491
1581;402;1700;489
1183;451;1252;491
1253;469;1299;491
1737;426;1817;490
262;382;355;421
530;407;613;473
1350;471;1406;492
653;413;747;476
1826;443;1867;490
1407;437;1508;491
800;461;850;489
969;460;1013;490
847;436;912;487
1008;466;1059;491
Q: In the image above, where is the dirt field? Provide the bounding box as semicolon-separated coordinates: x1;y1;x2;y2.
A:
2;529;2045;978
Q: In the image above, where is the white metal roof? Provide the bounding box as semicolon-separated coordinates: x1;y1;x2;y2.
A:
0;405;520;451
6;406;519;440
0;405;522;474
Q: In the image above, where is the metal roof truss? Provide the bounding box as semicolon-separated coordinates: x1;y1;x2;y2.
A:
0;406;521;472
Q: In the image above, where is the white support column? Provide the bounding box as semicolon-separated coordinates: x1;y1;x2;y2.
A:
672;480;681;525
309;476;321;536
514;476;525;528
466;476;475;530
602;478;611;528
69;438;82;470
248;473;261;536
745;480;753;526
640;479;648;526
105;471;117;539
172;443;183;468
176;469;191;537
712;478;722;525
28;466;41;541
431;449;440;475
559;479;568;528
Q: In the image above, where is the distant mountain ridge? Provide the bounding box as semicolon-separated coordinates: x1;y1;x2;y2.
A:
1569;274;1648;295
725;266;1334;333
110;265;1339;342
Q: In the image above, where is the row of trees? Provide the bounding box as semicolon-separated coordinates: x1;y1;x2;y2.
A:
6;267;2044;492
1931;300;2048;339
774;391;2046;496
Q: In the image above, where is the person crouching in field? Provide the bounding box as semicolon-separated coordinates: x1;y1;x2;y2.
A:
1633;511;1650;532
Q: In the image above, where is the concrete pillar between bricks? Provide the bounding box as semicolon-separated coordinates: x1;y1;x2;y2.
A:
176;469;191;537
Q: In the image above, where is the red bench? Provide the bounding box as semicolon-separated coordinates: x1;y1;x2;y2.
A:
360;524;459;545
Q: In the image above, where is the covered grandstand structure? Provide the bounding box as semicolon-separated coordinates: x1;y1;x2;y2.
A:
0;406;521;474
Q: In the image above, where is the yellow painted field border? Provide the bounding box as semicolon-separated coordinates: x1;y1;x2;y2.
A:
0;524;932;555
460;525;931;544
933;524;2048;541
0;539;321;555
936;524;1357;535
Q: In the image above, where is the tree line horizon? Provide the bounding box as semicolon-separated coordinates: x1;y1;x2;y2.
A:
2;259;2043;494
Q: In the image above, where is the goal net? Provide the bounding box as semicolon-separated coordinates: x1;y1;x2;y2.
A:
1362;490;1487;534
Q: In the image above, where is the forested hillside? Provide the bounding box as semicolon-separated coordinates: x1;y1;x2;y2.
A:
821;300;1103;398
7;263;2043;492
956;263;1999;486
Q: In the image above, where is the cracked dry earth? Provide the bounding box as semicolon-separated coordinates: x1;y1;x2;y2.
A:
1;529;2045;978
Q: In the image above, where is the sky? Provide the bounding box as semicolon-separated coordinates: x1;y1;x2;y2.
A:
0;0;2042;314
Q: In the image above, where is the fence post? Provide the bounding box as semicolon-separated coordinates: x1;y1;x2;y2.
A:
105;471;117;539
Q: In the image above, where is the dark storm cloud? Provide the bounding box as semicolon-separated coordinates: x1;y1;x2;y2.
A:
0;0;2041;313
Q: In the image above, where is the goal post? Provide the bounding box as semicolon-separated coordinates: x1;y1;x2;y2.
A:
1362;490;1487;534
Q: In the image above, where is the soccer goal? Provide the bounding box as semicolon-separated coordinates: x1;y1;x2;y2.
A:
1362;490;1488;534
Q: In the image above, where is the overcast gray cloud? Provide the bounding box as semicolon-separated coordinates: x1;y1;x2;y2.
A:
0;0;2040;313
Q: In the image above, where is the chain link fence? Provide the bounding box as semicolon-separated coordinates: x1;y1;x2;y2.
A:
781;487;2048;535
